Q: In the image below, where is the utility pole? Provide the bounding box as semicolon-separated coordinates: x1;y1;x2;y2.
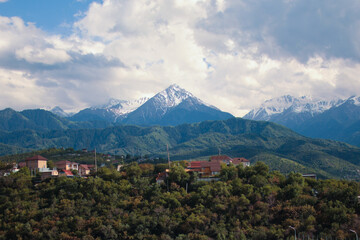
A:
167;144;171;169
94;148;97;174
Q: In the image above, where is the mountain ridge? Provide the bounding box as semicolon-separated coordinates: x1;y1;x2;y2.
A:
244;95;360;146
1;117;360;179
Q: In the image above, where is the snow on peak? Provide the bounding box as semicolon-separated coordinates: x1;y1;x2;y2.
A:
92;97;150;117
43;106;73;117
245;95;344;120
154;84;195;108
346;96;360;106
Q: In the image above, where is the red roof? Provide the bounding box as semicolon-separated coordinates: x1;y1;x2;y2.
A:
26;155;48;161
79;164;90;170
60;170;74;176
18;162;26;168
232;157;250;163
189;161;202;169
210;155;232;162
202;161;222;172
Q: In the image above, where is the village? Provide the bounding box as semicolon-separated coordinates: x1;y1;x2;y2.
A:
1;153;251;182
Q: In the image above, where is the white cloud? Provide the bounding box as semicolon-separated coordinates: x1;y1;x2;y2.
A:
1;0;360;117
0;0;8;2
15;46;71;65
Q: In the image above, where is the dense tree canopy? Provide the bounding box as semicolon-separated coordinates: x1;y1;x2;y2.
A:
0;162;360;239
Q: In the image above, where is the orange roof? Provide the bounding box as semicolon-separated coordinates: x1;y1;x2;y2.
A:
202;161;221;172
189;161;202;169
60;170;74;176
210;155;232;162
26;155;48;161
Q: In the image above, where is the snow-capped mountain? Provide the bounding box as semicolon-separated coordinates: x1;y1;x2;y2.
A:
244;95;344;121
65;84;233;125
50;106;74;118
121;84;233;125
69;97;149;122
243;95;360;146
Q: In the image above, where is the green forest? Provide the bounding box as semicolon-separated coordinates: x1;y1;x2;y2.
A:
1;161;360;239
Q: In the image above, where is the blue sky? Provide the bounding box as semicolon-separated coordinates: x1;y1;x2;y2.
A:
0;0;100;33
0;0;360;116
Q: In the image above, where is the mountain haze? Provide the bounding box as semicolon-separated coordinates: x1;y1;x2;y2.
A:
244;95;360;146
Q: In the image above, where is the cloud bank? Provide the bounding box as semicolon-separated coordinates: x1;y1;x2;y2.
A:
0;0;360;116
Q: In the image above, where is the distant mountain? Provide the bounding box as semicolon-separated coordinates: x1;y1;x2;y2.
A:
69;97;149;123
1;118;360;179
244;95;360;146
50;106;74;118
0;108;74;132
67;84;233;126
0;108;38;131
122;84;234;125
0;108;113;132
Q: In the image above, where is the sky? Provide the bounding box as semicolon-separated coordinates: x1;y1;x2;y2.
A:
1;0;360;116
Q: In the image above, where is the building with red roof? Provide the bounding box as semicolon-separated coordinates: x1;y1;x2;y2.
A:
79;164;94;176
232;157;251;167
187;155;250;178
25;155;48;175
210;155;233;163
55;160;79;171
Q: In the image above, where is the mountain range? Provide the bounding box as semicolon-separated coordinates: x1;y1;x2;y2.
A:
66;84;233;125
0;84;233;132
243;95;360;146
3;86;360;179
1;117;360;179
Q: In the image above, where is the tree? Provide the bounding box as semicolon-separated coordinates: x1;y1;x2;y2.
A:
168;165;190;187
47;160;54;169
220;164;238;181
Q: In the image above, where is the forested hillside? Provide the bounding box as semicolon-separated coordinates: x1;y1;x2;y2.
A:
1;162;360;239
1;118;360;179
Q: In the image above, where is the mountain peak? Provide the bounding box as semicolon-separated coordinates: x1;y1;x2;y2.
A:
154;84;194;109
244;95;344;120
346;95;360;106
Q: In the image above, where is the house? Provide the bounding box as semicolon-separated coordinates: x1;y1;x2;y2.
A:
302;173;317;180
232;158;251;167
156;172;167;184
187;155;250;178
25;155;48;175
210;155;233;164
55;160;79;171
79;164;95;176
155;155;250;184
0;162;19;176
187;160;221;177
41;169;58;181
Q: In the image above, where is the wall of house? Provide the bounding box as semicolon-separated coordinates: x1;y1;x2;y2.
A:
26;160;47;170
